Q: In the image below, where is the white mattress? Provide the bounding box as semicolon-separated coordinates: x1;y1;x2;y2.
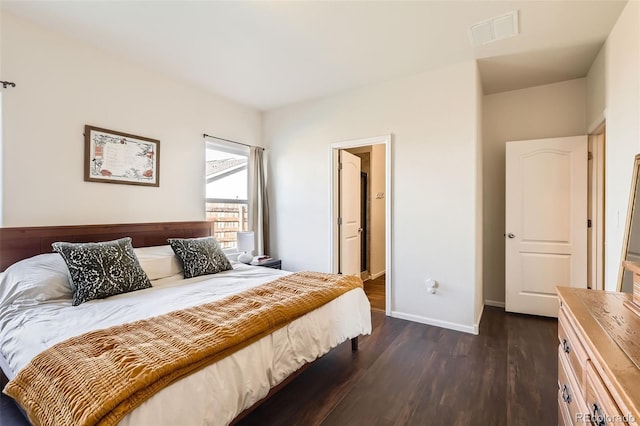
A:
0;263;372;425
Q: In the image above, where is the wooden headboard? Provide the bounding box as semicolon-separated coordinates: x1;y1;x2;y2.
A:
0;221;214;271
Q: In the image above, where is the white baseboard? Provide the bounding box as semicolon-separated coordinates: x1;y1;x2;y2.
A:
390;311;478;335
484;299;505;308
371;270;386;280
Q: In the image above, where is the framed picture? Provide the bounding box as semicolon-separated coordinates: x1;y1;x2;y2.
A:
84;125;160;187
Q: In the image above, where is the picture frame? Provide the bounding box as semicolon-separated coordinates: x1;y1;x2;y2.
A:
84;125;160;187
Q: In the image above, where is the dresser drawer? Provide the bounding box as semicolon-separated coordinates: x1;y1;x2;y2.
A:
559;346;588;425
559;389;573;426
559;308;589;394
585;362;626;425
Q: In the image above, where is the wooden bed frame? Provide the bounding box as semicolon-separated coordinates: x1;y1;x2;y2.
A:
0;221;214;272
0;220;360;424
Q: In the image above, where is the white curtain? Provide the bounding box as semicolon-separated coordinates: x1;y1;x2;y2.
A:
248;146;269;255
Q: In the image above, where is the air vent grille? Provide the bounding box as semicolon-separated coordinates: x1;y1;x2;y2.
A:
469;10;519;46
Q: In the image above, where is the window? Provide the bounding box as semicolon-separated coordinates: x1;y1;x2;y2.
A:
205;138;249;250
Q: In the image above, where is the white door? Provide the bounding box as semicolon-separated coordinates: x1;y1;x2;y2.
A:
506;136;588;317
339;150;362;276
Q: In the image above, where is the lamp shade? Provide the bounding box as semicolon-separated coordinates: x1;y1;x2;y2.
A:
237;231;255;253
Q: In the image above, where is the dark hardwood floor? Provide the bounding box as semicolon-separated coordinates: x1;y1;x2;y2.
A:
237;307;558;426
363;274;385;311
0;307;558;426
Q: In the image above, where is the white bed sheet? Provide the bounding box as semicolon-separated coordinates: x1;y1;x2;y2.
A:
0;263;372;425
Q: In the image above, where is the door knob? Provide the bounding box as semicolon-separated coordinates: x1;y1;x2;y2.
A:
507;233;515;239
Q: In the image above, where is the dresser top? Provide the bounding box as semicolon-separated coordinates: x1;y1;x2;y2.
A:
557;287;640;419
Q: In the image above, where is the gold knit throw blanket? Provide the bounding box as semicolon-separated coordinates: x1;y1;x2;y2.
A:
4;271;363;426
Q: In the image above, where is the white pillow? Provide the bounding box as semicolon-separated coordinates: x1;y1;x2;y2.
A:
134;245;183;281
0;253;73;310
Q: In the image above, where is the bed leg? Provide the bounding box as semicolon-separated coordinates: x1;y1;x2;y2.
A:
351;337;358;351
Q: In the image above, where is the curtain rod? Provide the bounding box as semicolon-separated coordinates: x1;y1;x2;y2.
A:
203;133;264;150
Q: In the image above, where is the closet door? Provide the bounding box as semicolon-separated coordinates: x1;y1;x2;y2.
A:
505;136;587;317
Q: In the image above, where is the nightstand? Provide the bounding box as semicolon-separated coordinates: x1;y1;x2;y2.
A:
255;259;282;270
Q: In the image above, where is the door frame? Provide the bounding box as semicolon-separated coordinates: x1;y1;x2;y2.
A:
588;121;606;290
330;134;392;315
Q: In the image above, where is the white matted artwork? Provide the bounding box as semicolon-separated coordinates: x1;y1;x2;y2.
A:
84;125;160;187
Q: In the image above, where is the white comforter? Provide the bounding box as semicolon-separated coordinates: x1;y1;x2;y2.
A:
0;262;372;425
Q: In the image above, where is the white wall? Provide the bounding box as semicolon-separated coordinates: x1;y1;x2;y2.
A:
0;12;262;226
265;61;483;333
600;0;640;290
370;143;386;278
483;79;587;305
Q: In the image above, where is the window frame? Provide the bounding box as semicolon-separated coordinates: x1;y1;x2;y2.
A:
205;139;249;205
205;137;250;254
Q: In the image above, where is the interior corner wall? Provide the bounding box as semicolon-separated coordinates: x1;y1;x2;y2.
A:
475;63;484;327
0;12;262;227
586;45;606;132
600;0;640;290
482;79;587;305
264;61;482;333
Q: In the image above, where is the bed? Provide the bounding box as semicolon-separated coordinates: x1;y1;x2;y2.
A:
0;221;372;426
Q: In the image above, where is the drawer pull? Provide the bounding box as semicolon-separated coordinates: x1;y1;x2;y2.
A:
561;338;571;354
561;384;571;403
591;403;605;426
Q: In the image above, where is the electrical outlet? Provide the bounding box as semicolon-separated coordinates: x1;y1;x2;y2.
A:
426;278;439;294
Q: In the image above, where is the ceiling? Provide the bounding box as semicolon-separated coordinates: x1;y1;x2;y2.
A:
1;1;628;111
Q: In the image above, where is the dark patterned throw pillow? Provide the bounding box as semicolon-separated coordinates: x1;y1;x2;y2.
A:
52;237;151;306
167;237;233;278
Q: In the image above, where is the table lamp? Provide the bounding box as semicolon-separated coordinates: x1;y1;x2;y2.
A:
237;231;255;264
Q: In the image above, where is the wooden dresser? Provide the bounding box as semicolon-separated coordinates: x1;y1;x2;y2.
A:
557;287;640;425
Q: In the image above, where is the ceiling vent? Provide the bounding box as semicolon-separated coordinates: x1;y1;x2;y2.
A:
469;10;519;46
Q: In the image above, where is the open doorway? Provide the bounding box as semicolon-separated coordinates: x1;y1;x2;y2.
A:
588;122;605;290
330;135;392;315
344;146;386;311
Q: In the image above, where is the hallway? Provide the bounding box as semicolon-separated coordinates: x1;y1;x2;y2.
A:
363;275;385;311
